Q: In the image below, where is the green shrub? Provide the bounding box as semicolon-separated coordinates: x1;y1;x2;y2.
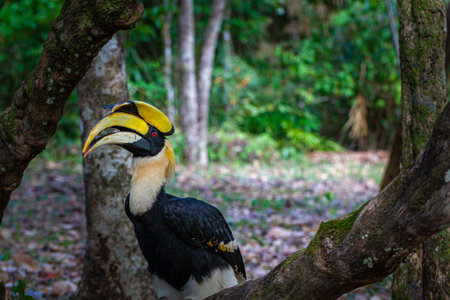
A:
208;123;279;163
285;129;343;152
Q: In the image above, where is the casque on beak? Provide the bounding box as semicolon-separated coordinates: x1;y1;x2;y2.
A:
82;101;174;158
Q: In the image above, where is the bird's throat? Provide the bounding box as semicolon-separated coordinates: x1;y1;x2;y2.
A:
129;144;173;215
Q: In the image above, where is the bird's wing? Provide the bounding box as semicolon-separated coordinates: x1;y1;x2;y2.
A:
161;196;246;280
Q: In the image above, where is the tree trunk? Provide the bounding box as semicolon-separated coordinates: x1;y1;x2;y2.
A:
206;102;450;300
178;0;199;163
380;0;401;190
0;0;143;224
392;1;449;299
197;0;226;166
76;34;154;299
163;0;176;123
385;0;400;62
380;123;401;190
223;8;233;115
445;3;450;77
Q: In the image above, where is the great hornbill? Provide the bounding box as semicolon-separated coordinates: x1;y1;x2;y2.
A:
82;100;246;299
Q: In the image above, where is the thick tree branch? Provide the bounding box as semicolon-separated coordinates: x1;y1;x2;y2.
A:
0;0;144;223
208;103;450;299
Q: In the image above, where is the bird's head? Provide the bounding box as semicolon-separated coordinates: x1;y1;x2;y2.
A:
82;100;175;181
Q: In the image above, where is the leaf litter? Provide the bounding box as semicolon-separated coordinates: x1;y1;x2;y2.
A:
1;150;389;299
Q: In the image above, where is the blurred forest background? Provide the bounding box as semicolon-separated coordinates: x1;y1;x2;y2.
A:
0;0;428;299
0;0;401;161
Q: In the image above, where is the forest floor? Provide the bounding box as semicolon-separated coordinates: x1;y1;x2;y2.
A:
1;150;390;299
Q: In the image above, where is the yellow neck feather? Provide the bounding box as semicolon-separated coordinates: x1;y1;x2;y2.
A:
129;140;175;215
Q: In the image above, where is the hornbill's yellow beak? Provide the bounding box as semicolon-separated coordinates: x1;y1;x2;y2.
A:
82;101;174;158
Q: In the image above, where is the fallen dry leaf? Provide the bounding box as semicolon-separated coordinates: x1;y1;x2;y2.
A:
266;226;293;239
11;253;40;272
0;268;9;282
0;228;11;240
51;280;77;296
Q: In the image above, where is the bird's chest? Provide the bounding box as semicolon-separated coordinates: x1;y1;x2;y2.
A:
132;207;186;270
133;208;172;256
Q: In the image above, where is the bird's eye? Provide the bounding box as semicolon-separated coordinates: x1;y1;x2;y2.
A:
151;131;157;137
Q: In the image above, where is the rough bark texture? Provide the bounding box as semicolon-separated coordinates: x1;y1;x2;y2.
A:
163;0;176;122
207;102;450;300
446;3;450;76
76;35;154;299
0;0;143;224
398;0;447;168
197;0;226;166
392;1;449;299
178;0;199;163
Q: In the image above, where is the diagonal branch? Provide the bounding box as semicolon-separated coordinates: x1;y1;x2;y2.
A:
207;103;450;299
0;0;144;223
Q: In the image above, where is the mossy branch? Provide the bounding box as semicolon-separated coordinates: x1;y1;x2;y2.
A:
207;103;450;299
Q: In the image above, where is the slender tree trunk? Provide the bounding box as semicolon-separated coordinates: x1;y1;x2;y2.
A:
0;0;143;224
223;8;232;115
380;0;401;190
392;1;449;299
197;0;226;166
380;122;401;190
385;0;400;62
76;34;154;299
445;3;450;78
163;0;176;122
178;0;199;163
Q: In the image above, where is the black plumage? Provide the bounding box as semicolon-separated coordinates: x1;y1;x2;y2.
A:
125;188;246;290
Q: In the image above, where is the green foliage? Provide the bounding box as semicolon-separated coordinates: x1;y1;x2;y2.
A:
11;280;35;300
0;0;63;109
210;0;400;150
271;0;400;147
211;55;343;154
286;129;343;152
127;50;167;104
1;0;401;162
208;123;279;162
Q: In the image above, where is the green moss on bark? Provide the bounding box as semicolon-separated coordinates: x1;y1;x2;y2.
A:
282;251;302;268
2;107;17;143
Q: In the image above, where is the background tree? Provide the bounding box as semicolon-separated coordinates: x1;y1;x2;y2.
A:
197;0;226;166
76;34;154;299
177;0;225;165
178;0;199;162
163;0;176;122
391;0;449;298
